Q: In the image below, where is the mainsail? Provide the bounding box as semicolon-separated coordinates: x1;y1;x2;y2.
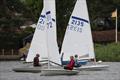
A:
45;0;61;64
61;0;95;61
26;8;48;62
26;0;60;64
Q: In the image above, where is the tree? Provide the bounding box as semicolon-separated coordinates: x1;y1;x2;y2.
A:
25;0;43;21
56;0;76;44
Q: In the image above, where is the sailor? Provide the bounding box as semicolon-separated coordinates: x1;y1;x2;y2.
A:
61;53;81;67
33;54;41;67
20;53;27;61
74;54;81;67
64;56;75;70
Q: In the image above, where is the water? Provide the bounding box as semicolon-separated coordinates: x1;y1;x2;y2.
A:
0;61;120;80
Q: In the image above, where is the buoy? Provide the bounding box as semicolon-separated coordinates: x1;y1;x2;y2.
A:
98;60;102;63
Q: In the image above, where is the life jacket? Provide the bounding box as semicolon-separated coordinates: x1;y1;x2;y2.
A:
66;59;75;70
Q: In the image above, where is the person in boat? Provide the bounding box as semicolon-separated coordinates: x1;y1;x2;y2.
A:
33;54;41;67
64;56;75;70
61;53;88;66
20;53;27;61
74;54;81;67
61;53;69;65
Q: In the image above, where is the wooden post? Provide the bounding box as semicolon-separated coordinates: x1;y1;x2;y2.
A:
2;49;4;55
115;9;118;43
11;49;14;55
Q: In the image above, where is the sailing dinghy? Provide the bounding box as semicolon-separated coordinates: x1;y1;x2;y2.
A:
61;0;109;70
13;7;47;72
40;0;79;75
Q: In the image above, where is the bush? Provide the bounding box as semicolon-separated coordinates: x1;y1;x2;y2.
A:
95;42;120;62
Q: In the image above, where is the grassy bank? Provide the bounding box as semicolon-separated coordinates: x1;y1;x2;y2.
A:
95;42;120;62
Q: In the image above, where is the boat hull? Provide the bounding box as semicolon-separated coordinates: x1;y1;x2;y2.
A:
13;67;41;73
41;69;79;75
13;64;109;73
75;65;109;71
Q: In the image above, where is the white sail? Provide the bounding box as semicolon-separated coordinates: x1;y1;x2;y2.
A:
26;8;48;62
45;0;61;64
61;0;95;61
26;0;60;64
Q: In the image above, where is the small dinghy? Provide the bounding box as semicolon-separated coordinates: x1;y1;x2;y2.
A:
41;69;79;76
60;0;109;71
13;67;41;73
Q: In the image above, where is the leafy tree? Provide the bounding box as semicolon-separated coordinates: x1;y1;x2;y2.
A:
56;0;76;44
25;0;43;21
0;0;120;49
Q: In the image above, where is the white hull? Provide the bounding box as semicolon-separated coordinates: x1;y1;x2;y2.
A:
13;64;109;73
13;67;41;73
41;69;79;75
75;65;109;71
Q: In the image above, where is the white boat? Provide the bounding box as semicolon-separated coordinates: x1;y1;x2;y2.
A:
26;0;61;64
13;0;60;73
12;62;48;73
13;1;49;72
40;0;79;75
61;0;109;70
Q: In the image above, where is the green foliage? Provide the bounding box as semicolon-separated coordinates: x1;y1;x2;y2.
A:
0;27;34;49
56;0;76;43
0;0;27;29
24;0;43;21
87;0;114;20
0;31;20;49
24;27;35;33
95;42;120;61
7;0;26;13
0;17;25;29
91;24;98;31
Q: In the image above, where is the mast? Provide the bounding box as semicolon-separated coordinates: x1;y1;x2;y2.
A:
45;0;61;68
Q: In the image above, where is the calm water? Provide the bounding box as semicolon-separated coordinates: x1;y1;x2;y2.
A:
0;61;120;80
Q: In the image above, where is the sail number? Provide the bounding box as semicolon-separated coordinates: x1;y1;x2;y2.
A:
71;19;84;27
47;22;52;28
39;18;45;24
46;12;53;29
67;19;85;32
37;17;45;31
67;24;82;32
